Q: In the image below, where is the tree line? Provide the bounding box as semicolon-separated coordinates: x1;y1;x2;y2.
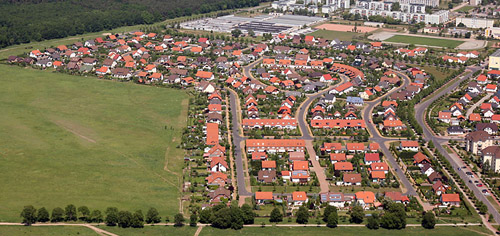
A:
21;202;437;229
0;0;265;49
20;205;165;228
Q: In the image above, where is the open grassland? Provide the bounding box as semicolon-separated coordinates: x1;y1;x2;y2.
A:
0;226;98;236
0;65;188;222
99;225;198;236
199;225;491;236
385;35;463;48
308;30;362;41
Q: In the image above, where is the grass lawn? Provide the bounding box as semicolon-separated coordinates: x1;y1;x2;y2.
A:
487;196;500;212
455;5;475;13
98;225;198;236
412;65;456;81
308;30;362;41
0;226;98;236
0;65;189;221
385;35;463;48
329;185;400;194
199;225;491;236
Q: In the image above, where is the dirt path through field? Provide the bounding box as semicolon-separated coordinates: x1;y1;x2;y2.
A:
51;119;97;143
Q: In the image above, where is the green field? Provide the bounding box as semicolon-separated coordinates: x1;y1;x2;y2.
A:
308;30;362;41
198;226;491;236
99;225;198;236
408;65;456;81
0;65;188;221
0;226;98;236
455;5;475;13
385;35;463;48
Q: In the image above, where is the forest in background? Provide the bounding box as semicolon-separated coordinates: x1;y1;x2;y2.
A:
0;0;263;48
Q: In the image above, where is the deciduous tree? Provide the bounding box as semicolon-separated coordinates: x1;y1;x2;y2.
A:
350;205;364;224
21;205;37;226
78;206;90;222
296;206;309;224
145;207;161;224
270;208;283;223
174;213;185;227
51;207;65;222
65;204;77;221
105;207;119;226
422;211;436;229
37;207;50;223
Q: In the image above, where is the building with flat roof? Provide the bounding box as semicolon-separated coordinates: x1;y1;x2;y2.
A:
489;49;500;70
456;17;494;29
350;1;448;24
398;0;439;7
485;27;500;39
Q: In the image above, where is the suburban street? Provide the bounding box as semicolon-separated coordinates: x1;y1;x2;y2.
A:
361;71;418;196
228;88;252;197
414;65;500;224
295;76;348;193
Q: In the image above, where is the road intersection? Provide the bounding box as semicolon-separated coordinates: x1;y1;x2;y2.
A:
229;56;500;226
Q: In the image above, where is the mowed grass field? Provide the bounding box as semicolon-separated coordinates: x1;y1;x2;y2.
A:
385;35;463;48
0;225;492;236
308;30;362;41
198;226;491;236
99;225;198;236
0;65;189;221
0;226;98;236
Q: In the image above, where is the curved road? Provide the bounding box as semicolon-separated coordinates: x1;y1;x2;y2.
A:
361;71;418;196
295;75;348;193
415;65;500;224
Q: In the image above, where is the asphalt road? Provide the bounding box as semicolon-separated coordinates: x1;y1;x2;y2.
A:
227;89;252;197
361;71;418;196
414;66;500;224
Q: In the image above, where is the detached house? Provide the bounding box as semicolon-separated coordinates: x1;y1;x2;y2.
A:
341;173;362;186
440;193;460;206
400;141;419;152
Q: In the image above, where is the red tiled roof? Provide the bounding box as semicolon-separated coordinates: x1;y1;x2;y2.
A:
255;192;273;200
293;191;307;201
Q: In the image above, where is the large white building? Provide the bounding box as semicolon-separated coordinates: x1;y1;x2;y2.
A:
350;1;449;25
398;0;439;7
456;17;494;29
486;27;500;39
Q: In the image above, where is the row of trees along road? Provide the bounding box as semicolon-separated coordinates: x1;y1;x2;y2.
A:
21;205;165;228
21;202;436;230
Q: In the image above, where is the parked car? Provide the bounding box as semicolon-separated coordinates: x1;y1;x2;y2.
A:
477;184;483;187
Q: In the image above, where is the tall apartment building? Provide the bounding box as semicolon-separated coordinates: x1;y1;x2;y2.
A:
489;49;500;70
272;0;350;14
350;0;448;24
456;17;494;28
469;0;482;6
398;0;439;7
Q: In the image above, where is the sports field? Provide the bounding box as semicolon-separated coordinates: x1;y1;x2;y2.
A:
315;23;378;33
385;35;463;48
308;30;361;41
0;65;188;221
